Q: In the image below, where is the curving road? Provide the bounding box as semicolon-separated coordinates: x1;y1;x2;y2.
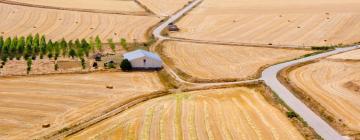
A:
262;46;359;140
152;0;360;139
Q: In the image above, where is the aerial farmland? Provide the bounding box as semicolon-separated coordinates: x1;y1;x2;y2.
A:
0;0;360;139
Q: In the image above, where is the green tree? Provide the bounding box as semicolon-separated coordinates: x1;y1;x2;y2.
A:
54;42;60;60
33;33;39;46
47;40;54;59
95;36;102;52
16;37;25;60
120;38;127;50
2;37;11;58
89;37;95;53
81;39;89;57
108;38;115;52
26;58;32;74
9;37;17;60
120;59;132;71
25;34;33;47
69;48;76;59
60;38;68;57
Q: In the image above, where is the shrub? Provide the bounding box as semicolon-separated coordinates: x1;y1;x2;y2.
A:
287;111;298;118
54;63;58;71
26;58;32;74
80;58;86;69
120;59;132;71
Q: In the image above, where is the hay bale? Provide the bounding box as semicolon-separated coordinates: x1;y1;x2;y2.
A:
106;85;114;89
42;123;51;128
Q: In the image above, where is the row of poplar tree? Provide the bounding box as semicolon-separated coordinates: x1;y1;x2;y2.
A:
0;34;111;63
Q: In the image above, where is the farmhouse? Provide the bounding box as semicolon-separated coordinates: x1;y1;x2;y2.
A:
123;50;163;69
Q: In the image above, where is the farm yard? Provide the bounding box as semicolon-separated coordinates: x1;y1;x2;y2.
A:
0;71;164;139
169;0;360;47
286;50;360;136
0;3;161;42
67;87;306;140
3;0;147;14
161;41;312;81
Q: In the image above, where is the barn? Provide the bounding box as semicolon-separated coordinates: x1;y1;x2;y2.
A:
123;50;163;69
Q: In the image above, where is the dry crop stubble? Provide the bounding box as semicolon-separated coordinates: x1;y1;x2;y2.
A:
67;87;304;140
0;72;163;139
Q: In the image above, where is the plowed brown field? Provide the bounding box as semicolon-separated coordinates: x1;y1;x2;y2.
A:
288;59;360;132
67;87;304;140
0;72;164;139
328;49;360;60
0;3;160;42
170;0;360;47
162;41;312;81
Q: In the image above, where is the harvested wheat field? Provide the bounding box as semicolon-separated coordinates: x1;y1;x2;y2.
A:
137;0;191;16
0;72;164;139
288;59;360;133
0;3;161;42
162;41;312;81
5;0;147;14
170;0;360;47
328;48;360;60
67;87;304;140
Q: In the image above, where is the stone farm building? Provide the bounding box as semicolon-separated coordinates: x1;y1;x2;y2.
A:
123;50;163;69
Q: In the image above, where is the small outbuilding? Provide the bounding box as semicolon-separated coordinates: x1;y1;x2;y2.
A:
123;50;163;69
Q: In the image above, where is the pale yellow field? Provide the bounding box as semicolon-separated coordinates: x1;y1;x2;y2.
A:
6;0;146;13
67;87;304;140
0;3;161;42
0;72;164;139
170;0;360;47
138;0;191;16
163;41;312;80
328;49;360;60
289;59;360;132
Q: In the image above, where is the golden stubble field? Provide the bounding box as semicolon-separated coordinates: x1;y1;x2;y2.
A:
162;41;312;81
67;87;304;140
288;49;360;135
137;0;191;16
170;0;360;47
0;72;164;139
6;0;146;14
0;3;161;42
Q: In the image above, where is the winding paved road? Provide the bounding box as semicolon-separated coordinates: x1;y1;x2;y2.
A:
152;0;360;139
262;46;359;140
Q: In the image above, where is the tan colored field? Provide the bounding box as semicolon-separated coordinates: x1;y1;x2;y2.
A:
162;41;312;81
138;0;191;16
328;49;360;60
288;59;360;132
0;3;161;42
67;87;304;140
0;72;164;139
6;0;146;13
170;0;360;47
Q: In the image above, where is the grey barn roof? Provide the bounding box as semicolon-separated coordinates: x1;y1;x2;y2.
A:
123;50;162;62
